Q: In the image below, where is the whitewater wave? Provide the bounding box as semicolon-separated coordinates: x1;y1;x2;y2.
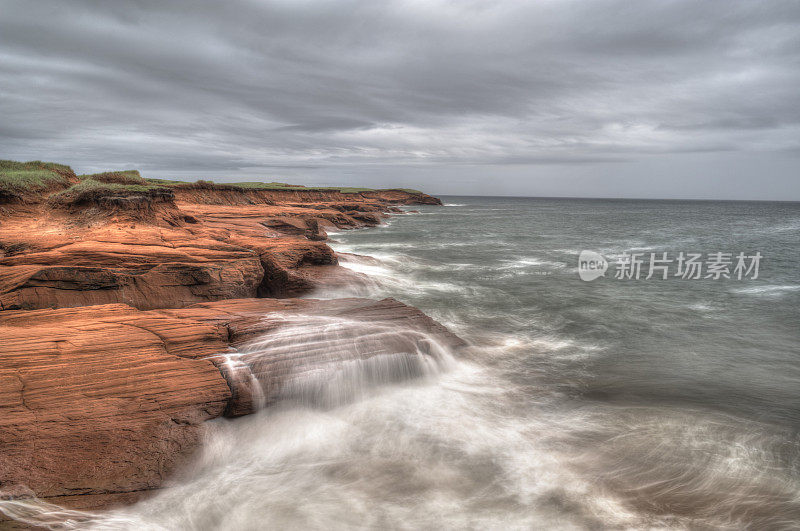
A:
497;257;567;270
232;313;456;409
331;254;469;297
730;285;800;297
0;359;650;530
688;302;717;312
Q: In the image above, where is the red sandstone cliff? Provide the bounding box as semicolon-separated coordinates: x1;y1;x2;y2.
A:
0;172;454;518
0;185;439;311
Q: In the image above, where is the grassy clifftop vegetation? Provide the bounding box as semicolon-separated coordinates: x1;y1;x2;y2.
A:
51;179;171;207
1;159;423;203
145;178;422;194
0;160;75;201
79;170;147;185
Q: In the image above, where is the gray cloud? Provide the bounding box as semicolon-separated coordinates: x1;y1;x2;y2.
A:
1;0;799;198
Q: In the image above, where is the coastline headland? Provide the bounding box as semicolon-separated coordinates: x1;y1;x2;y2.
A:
0;160;460;516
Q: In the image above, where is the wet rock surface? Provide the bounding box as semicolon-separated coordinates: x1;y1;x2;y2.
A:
0;297;461;514
0;185;454;519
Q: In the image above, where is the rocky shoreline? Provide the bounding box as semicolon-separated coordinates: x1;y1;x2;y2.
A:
0;170;460;518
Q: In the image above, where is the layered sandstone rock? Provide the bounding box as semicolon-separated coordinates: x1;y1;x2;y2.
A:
0;298;462;513
0;188;438;311
169;186;442;206
0;176;452;520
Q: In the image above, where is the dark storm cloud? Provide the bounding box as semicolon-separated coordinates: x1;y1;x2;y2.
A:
1;0;799;197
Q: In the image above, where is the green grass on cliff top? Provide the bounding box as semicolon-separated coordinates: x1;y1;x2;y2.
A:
0;159;424;197
0;160;72;202
144;178;422;195
58;178;157;195
50;169;162;203
0;160;72;174
0;160;73;195
215;181;423;194
48;178;168;206
78;170;146;185
221;181;375;193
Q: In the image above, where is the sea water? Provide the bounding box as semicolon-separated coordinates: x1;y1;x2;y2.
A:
4;197;799;529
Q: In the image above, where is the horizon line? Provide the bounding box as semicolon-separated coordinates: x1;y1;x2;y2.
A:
434;193;800;203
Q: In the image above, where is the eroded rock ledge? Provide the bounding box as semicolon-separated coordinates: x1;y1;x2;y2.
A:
0;181;459;518
0;187;440;311
0;298;463;513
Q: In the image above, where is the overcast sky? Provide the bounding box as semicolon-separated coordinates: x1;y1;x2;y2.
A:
2;0;799;199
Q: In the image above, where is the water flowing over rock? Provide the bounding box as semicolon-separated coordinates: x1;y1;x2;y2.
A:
216;310;459;415
0;297;462;516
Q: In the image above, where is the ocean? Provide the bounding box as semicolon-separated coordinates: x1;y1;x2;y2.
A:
8;197;799;529
321;196;800;528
